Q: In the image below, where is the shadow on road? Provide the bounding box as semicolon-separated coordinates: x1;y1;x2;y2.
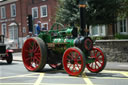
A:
38;68;67;74
86;72;128;78
0;62;19;66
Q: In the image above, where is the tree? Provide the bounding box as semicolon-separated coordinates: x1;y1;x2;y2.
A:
56;0;80;25
56;0;123;26
117;0;128;19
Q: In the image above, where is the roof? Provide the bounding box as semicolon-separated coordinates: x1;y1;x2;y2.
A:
0;0;18;6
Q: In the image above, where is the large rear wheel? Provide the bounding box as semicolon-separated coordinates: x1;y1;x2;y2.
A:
22;37;47;72
86;47;107;73
63;47;86;76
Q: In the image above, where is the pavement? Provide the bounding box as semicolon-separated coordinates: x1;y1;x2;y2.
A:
13;52;128;71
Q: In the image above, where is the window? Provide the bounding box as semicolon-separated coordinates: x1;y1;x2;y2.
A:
1;23;7;37
10;4;16;17
9;26;18;40
1;6;6;19
41;23;48;30
40;5;47;17
100;25;106;36
120;19;127;33
92;26;98;36
32;7;38;18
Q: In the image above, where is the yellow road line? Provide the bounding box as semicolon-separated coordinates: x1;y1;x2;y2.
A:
34;73;45;85
102;70;128;73
40;83;95;85
120;72;128;77
0;83;97;85
0;83;33;85
25;75;79;78
92;77;128;80
24;75;128;80
82;73;94;85
0;73;39;80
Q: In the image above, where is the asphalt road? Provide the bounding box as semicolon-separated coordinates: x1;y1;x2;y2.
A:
0;61;128;85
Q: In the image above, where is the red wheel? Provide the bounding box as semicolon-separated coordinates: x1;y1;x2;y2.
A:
49;63;63;70
86;47;107;73
63;47;85;76
22;37;47;72
6;53;13;64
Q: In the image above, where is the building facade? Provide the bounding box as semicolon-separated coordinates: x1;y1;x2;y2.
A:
0;0;57;49
116;18;128;35
89;18;128;38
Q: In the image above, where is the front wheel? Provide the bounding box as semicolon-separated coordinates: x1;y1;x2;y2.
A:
63;47;86;76
6;53;13;64
86;47;107;73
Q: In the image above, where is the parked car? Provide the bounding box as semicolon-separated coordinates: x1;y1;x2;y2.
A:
0;35;13;64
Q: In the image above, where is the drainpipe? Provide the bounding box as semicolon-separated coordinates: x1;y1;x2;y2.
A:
20;0;23;48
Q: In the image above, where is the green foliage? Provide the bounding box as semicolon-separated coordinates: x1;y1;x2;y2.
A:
86;0;120;25
56;0;80;25
115;33;128;39
56;0;124;26
118;0;128;19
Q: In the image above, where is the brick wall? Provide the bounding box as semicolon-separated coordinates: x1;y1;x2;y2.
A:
94;40;128;62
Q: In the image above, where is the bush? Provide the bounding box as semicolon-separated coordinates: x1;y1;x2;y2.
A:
115;34;128;39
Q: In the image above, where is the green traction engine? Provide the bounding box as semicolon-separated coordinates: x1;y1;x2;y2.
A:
22;0;107;76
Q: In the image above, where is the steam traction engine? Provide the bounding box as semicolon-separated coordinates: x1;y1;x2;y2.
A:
22;0;107;76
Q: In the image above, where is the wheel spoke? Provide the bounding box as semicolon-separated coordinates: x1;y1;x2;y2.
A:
71;65;76;72
34;56;40;62
91;62;93;68
95;62;97;69
34;46;39;53
68;53;74;60
34;53;40;56
74;52;79;60
25;50;29;53
28;42;33;49
95;50;98;57
97;57;103;64
68;64;73;69
76;62;80;69
95;61;100;69
25;57;31;62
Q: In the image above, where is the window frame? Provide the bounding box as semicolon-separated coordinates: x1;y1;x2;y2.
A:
1;6;6;19
10;4;16;17
9;26;18;40
32;7;38;19
120;19;127;33
40;5;48;18
1;23;7;37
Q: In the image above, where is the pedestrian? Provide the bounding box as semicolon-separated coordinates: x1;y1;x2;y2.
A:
42;24;47;30
36;21;41;35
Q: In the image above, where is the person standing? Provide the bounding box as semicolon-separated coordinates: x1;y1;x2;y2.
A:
42;24;47;30
36;21;41;35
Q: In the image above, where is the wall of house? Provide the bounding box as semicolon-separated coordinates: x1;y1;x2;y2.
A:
0;0;57;49
28;0;57;30
94;40;128;62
